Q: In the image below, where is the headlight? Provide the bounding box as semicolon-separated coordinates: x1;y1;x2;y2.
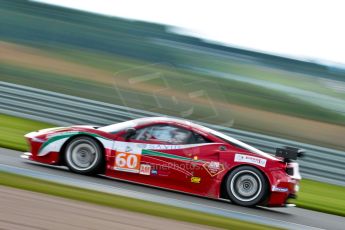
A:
31;137;46;143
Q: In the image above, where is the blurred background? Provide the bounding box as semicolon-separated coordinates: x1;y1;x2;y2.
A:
1;0;344;151
1;0;345;227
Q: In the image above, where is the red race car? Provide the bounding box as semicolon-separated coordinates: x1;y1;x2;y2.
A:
22;117;302;207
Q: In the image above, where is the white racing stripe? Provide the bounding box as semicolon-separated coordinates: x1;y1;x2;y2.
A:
37;133;219;157
38;137;69;156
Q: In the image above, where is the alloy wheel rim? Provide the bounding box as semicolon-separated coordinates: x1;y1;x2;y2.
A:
230;170;262;202
67;139;99;171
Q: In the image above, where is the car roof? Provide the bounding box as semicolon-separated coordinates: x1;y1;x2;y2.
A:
131;116;195;127
100;117;276;159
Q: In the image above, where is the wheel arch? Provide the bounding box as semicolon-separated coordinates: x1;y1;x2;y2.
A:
220;164;271;201
59;134;106;168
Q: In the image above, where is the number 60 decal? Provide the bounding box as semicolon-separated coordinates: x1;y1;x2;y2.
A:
114;152;141;173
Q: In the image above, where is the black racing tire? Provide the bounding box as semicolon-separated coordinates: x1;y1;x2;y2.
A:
65;136;103;175
225;166;268;207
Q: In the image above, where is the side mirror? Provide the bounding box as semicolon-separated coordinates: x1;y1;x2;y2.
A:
124;127;136;140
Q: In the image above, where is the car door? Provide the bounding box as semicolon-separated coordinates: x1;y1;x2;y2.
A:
111;123;199;192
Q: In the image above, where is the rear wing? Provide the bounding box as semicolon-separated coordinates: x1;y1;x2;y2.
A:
275;146;304;162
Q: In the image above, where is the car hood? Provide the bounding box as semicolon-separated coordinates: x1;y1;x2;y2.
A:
25;125;98;139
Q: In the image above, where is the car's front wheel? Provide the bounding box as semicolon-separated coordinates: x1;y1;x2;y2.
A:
65;136;103;175
226;166;268;206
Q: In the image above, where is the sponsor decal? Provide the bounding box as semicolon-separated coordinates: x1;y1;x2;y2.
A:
125;146;133;153
203;161;225;177
145;144;185;150
191;177;201;183
139;164;151;175
114;151;141;173
234;154;267;167
137;143;213;150
137;143;147;148
151;169;158;175
272;186;289;192
114;144;142;173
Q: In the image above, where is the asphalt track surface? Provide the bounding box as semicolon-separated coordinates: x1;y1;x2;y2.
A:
1;148;344;230
0;186;213;230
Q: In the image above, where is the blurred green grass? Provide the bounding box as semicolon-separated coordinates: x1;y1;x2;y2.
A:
295;179;345;217
1;114;344;217
0;114;53;151
0;171;279;230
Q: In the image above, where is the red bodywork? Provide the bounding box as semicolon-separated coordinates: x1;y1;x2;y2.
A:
24;117;300;207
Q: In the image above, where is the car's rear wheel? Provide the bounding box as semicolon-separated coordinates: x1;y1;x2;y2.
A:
226;166;268;206
65;136;103;175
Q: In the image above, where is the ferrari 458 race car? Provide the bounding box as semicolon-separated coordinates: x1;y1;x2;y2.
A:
22;117;302;207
